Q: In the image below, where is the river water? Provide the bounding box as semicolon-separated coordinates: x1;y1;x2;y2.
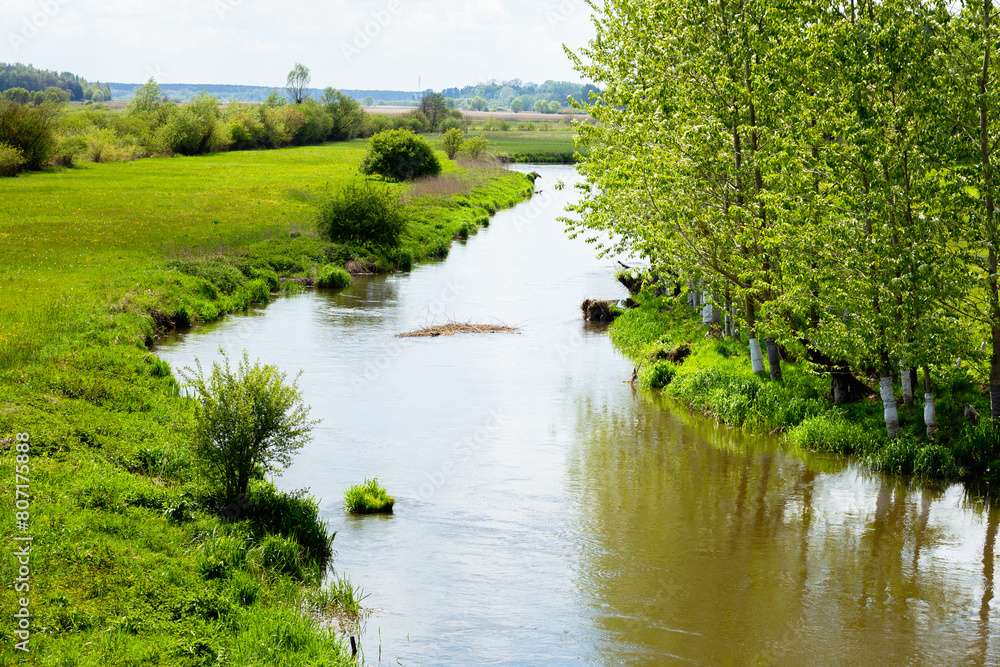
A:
158;165;999;665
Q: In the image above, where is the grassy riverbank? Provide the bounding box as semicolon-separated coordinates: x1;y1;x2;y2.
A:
613;293;999;487
0;141;533;663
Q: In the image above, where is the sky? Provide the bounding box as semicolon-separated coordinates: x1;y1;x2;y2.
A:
4;0;595;90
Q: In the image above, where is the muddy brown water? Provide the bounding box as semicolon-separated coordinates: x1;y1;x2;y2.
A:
158;165;1000;665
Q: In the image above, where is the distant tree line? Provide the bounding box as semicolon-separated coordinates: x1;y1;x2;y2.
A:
0;63;110;102
0;69;476;176
439;79;599;113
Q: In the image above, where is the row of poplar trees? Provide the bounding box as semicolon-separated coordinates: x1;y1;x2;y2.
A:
568;0;1000;436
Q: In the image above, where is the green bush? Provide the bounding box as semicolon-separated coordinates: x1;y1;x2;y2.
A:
253;535;304;579
0;99;54;169
344;478;394;514
316;264;351;289
0;141;25;176
645;361;676;389
460;135;490;158
245;483;333;567
359;129;441;181
157;103;217;155
442;127;465;159
316;181;406;246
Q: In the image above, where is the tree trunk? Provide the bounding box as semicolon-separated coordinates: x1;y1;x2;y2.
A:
879;376;899;437
766;338;783;381
747;298;765;375
901;367;914;406
980;0;1000;418
923;365;937;440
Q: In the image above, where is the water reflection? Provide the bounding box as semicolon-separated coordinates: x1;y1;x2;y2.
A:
571;392;999;664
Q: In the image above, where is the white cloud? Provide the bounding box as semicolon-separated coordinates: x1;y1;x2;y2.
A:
4;0;594;89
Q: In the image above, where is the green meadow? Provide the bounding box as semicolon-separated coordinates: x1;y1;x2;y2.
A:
0;140;532;664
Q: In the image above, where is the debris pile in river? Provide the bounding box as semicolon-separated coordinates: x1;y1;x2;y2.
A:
398;322;520;337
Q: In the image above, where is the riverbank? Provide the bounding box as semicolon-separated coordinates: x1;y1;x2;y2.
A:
0;142;532;663
612;291;999;487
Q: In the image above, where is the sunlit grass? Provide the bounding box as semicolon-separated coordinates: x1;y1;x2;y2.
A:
344;479;395;514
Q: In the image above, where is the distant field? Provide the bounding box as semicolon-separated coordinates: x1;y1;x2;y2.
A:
428;129;580;163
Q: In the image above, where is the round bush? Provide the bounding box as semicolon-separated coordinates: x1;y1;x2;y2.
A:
316;181;405;246
0;99;54;169
316;265;351;289
360;129;441;181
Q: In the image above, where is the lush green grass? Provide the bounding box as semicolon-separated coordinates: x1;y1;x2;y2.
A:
612;293;1000;484
0;140;532;663
344;479;395;515
428;129;579;163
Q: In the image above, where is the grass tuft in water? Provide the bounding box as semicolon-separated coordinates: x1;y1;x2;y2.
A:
344;478;395;514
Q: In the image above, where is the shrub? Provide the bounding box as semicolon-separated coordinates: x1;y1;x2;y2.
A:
0;142;25;176
316;264;351;289
182;351;315;507
157;103;217;155
291;99;332;145
442;127;465;159
360;129;441;181
344;478;394;514
460;135;490;158
316;181;406;246
253;535;304;579
0;99;55;169
245;483;333;567
645;361;676;389
322;88;365;140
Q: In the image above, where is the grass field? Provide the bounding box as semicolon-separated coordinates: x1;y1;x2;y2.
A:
428;129;579;163
0;140;533;664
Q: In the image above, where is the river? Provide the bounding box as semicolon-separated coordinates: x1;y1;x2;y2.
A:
158;165;1000;665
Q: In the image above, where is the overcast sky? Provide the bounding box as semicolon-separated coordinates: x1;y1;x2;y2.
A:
5;0;595;90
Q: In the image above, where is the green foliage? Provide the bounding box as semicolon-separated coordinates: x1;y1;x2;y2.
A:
317;181;406;246
322;88;365;140
0;140;25;176
645;361;676;389
360;129;441;181
245;483;333;567
0;98;54;168
182;351;315;504
344;478;394;514
787;414;872;456
254;535;305;579
442;127;465;159
460;135;489;158
316;264;351;289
